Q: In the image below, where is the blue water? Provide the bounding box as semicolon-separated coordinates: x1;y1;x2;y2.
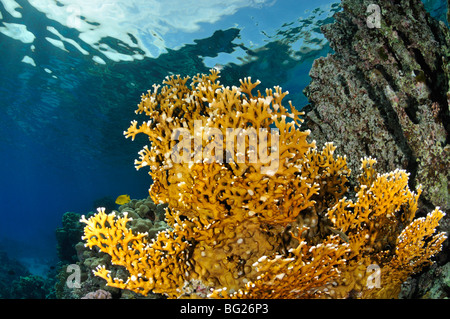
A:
0;0;447;277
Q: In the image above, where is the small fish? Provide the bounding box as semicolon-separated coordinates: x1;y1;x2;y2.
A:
115;194;131;205
326;225;350;243
213;63;224;71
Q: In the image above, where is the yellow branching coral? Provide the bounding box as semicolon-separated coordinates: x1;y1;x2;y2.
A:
209;233;350;299
327;159;422;256
82;70;446;299
323;158;446;298
80;208;190;297
124;69;316;227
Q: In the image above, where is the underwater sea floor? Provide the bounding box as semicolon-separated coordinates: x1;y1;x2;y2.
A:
0;237;57;278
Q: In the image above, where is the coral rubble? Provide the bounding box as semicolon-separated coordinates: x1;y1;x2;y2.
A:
81;70;446;298
302;0;450;212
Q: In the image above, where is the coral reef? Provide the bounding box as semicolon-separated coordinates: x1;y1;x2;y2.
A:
55;197;168;299
0;250;31;298
56;212;85;264
302;0;449;213
400;261;450;298
10;275;47;299
81;70;446;299
0;248;57;299
81;289;112;299
301;0;450;297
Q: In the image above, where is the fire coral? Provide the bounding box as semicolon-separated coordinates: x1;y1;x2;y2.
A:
81;70;446;298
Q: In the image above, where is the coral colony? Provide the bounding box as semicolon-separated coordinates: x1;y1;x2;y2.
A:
81;69;446;299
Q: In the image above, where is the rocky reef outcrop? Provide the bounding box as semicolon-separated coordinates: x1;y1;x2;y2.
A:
302;0;449;213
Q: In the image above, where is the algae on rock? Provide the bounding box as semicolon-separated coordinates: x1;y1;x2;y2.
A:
302;0;450;212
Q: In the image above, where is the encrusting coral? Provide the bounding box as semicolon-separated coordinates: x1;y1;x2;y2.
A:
81;70;446;298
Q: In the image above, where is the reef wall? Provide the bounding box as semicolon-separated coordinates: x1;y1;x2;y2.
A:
302;0;449;213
